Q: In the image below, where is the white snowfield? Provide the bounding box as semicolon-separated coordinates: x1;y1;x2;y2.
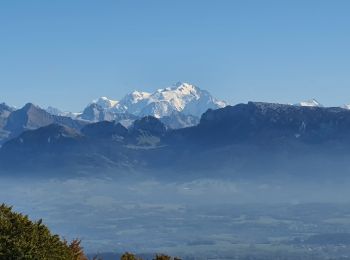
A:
93;96;119;110
91;82;227;118
295;99;323;107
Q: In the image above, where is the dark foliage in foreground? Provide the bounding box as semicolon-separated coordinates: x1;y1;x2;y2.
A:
0;204;88;260
0;204;181;260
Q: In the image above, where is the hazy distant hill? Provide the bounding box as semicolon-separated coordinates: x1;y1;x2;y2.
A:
1;103;87;143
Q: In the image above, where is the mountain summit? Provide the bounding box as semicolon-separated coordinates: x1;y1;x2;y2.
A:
78;82;226;128
3;103;87;141
85;82;227;119
92;97;119;109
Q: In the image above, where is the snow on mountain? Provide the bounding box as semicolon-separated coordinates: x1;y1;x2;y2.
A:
92;97;119;109
115;82;227;118
46;106;81;118
295;99;323;107
46;106;65;116
125;91;152;104
78;102;138;123
78;82;227;128
114;91;152;115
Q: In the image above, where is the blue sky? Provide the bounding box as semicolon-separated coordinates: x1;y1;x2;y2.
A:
0;0;350;111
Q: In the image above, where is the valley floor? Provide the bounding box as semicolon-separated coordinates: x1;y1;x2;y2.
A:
2;174;350;259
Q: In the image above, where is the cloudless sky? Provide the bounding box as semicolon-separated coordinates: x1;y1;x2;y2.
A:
0;0;350;111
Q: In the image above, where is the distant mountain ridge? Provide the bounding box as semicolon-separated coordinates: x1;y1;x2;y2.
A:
0;83;226;142
3;81;350;175
0;103;87;144
3;101;350;177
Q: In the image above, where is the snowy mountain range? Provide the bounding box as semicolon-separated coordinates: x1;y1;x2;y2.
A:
75;82;227;128
43;83;350;125
2;82;350;147
5;101;350;176
80;82;227;121
0;82;227;144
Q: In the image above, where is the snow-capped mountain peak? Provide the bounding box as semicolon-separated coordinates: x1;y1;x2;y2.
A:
142;82;227;117
81;82;227;121
174;82;198;92
92;97;119;109
129;91;151;103
296;99;323;107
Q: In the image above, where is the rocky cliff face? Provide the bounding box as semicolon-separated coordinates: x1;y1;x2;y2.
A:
196;102;350;144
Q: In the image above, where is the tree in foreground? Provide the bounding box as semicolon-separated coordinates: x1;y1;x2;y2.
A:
153;254;172;260
120;253;179;260
121;252;142;260
0;203;87;260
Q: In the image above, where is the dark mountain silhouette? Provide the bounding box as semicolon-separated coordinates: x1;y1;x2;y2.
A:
4;124;83;150
2;102;350;177
131;116;167;137
168;101;350;146
3;103;87;141
81;120;128;140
